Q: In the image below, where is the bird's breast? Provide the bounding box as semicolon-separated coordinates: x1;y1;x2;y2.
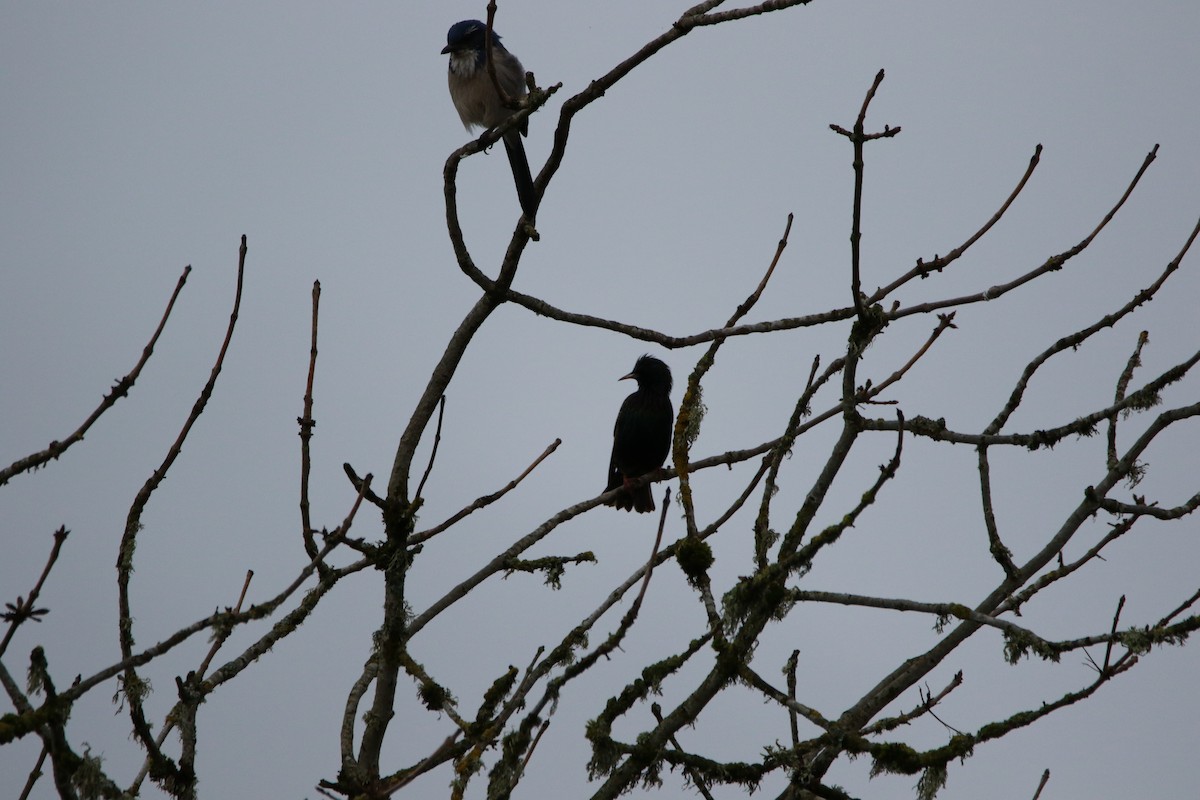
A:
447;52;483;79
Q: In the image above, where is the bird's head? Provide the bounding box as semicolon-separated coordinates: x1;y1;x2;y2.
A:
441;19;502;56
621;355;673;394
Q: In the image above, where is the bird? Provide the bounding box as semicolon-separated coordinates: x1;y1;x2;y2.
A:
442;19;538;218
605;356;674;513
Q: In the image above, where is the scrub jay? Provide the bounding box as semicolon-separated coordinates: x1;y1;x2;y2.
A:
442;19;538;218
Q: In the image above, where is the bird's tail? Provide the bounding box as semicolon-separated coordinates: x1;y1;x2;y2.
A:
629;484;654;513
502;130;539;218
605;483;655;514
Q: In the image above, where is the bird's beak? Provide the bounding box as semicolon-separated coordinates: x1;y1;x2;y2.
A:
440;44;453;55
619;372;635;382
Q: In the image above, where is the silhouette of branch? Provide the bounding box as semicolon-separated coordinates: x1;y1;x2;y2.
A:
831;68;900;320
408;442;785;639
984;213;1197;436
785;650;801;748
116;236;248;779
343;461;386;512
869;145;1043;303
863;672;964;736
1;526;67;660
675;213;795;537
58;500;362;709
977;440;1019;579
8;6;1199;797
790;590;1058;653
129;569;255;795
1001;514;1140;615
300;279;321;562
1031;769;1051;800
412;438;561;544
755;355;843;568
780;410;904;561
652;702;716;800
17;744;47;800
863;313;957;401
1107;330;1149;473
861;341;1200;450
890;145;1164;321
0;265;191;487
738;662;834;731
413;395;447;506
685;0;817;26
1096;492;1200;520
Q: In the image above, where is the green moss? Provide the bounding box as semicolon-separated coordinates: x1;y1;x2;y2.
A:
676;538;714;582
418;680;449;711
916;763;948;800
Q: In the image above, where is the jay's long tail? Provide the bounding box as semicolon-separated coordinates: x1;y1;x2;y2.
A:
502;130;538;218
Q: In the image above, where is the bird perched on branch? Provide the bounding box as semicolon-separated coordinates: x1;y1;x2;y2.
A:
605;356;674;513
442;19;538;218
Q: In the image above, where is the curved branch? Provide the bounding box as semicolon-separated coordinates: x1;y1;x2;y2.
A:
869;144;1043;303
890;145;1164;322
116;237;247;773
1;265;191;488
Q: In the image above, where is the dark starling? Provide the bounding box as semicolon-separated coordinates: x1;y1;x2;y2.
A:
605;355;673;513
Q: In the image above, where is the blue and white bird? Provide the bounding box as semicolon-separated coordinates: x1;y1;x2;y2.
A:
442;19;538;218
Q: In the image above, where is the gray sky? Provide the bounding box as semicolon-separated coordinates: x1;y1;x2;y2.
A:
3;2;1198;798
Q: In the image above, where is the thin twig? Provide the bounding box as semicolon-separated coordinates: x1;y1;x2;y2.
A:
1030;769;1051;800
738;663;834;731
785;650;801;748
1155;586;1200;628
61;491;361;709
831;69;900;320
513;719;551;787
863;672;964;735
17;743;48;800
343;461;386;510
1001;516;1139;615
780;409;904;561
414;395;447;506
891;145;1164;322
977;444;1019;578
651;703;716;800
116;236;248;772
1;526;68;659
1;265;191;487
483;6;513;108
869;144;1043;303
129;568;257;793
412;438;561;544
299;280;321;561
199;570;254;679
726;213;793;328
675;214;796;538
755;355;843;568
378;733;463;795
1107;330;1149;472
863;313;956;400
791;591;1050;645
1101;595;1126;674
341;656;377;774
635;488;672;608
202;480;371;694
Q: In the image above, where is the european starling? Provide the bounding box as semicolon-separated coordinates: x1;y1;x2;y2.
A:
605;356;673;513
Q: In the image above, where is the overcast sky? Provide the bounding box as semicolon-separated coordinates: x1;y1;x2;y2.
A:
3;3;1199;799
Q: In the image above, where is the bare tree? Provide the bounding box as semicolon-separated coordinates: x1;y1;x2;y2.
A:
4;3;1199;799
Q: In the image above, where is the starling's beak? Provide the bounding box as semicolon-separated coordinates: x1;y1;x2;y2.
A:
619;372;636;381
441;44;453;54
